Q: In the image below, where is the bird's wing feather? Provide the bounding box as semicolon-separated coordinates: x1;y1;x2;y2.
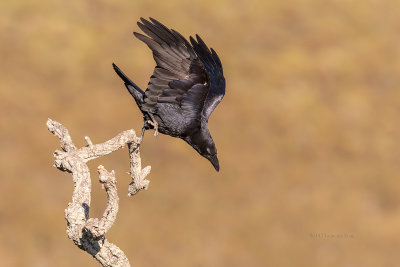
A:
190;35;225;120
134;18;209;126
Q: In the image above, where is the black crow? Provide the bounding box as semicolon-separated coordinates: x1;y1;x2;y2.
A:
113;18;225;171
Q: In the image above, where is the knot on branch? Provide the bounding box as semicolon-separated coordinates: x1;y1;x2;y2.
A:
84;218;103;240
53;150;76;172
98;165;116;187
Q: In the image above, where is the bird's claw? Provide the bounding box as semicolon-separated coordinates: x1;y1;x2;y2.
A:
151;122;159;137
146;119;159;137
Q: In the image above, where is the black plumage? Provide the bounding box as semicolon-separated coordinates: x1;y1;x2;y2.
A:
113;18;225;171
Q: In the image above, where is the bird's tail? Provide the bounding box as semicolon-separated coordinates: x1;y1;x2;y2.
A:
112;63;145;104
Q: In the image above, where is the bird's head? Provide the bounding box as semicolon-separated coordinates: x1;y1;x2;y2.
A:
185;126;220;171
202;140;219;172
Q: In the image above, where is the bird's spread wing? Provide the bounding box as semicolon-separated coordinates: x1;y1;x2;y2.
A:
135;18;225;124
190;35;225;120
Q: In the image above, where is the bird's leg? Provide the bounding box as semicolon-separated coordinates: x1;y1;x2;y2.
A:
147;114;159;137
139;124;146;144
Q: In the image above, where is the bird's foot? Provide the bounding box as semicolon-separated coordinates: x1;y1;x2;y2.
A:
147;114;159;137
138;126;146;145
151;121;159;137
145;119;159;137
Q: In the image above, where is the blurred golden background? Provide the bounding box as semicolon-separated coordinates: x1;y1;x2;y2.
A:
2;0;400;266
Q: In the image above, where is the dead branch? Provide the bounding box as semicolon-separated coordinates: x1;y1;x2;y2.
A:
47;119;151;266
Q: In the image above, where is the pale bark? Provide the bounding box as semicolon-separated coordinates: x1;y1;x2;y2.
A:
47;119;151;266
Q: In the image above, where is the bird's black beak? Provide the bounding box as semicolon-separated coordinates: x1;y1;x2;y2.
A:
210;154;220;172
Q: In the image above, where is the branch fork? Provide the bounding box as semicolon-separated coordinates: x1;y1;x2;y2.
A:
47;118;151;266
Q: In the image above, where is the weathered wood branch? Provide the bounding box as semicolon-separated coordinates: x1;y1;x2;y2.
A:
47;119;151;266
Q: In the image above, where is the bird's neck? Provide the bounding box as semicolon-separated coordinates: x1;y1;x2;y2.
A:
184;125;210;152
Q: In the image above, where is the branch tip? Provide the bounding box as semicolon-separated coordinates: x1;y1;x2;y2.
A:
85;136;94;147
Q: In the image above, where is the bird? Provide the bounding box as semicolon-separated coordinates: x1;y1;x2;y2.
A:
113;17;225;171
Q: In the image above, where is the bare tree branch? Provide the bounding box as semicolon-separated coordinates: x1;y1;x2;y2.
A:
47;118;151;266
84;166;119;238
